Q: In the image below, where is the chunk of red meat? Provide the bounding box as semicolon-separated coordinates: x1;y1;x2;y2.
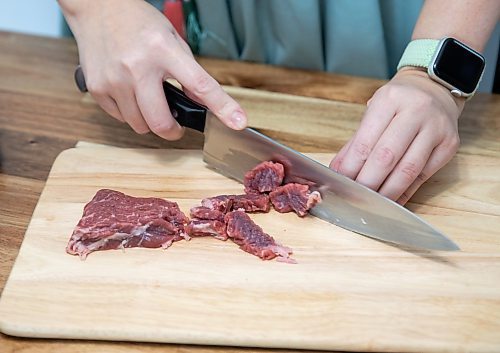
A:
225;211;295;263
66;189;189;260
269;183;322;217
185;219;227;240
243;161;285;194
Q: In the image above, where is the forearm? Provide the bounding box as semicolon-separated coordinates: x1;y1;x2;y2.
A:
412;0;500;52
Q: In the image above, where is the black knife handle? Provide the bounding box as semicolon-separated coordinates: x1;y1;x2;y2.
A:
73;66;207;133
162;81;207;133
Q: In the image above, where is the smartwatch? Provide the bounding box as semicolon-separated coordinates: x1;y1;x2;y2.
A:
397;37;486;98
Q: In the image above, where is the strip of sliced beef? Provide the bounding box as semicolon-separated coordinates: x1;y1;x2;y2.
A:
66;189;189;260
269;183;322;217
185;219;227;240
243;161;285;194
202;194;270;213
232;194;270;212
190;206;225;221
201;195;233;213
225;210;295;263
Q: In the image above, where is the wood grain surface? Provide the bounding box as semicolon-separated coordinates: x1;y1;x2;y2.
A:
1;145;499;353
1;31;499;353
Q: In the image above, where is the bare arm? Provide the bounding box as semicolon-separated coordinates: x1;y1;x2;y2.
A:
413;0;500;52
331;0;499;204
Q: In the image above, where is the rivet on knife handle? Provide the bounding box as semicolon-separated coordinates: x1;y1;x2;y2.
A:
162;82;207;133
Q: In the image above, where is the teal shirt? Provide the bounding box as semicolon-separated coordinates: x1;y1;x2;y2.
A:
194;0;424;79
109;0;499;91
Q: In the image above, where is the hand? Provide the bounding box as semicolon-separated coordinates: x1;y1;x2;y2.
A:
59;0;247;139
330;67;464;205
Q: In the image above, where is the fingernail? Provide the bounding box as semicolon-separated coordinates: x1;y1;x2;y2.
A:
231;111;247;130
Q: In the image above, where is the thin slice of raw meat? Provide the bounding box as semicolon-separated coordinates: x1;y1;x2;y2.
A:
225;210;295;263
232;194;270;212
201;195;233;213
202;194;270;213
243;161;285;194
269;183;322;217
185;219;227;240
66;189;189;260
190;206;225;221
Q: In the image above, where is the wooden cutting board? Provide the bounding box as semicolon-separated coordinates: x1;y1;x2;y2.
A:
1;144;499;353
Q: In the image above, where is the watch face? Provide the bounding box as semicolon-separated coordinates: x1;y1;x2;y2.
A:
433;38;485;94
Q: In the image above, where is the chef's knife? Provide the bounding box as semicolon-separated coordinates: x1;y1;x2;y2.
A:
74;67;459;251
163;82;459;251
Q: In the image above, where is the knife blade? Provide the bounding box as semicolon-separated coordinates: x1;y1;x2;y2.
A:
161;82;459;251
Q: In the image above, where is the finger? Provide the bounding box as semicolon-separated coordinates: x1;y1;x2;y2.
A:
114;90;150;134
166;50;247;130
377;131;436;201
355;112;420;191
396;137;460;205
329;138;353;172
135;77;184;140
174;32;194;58
337;96;398;179
92;94;125;122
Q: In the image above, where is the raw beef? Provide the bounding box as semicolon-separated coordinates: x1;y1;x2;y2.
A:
187;206;227;239
201;195;233;213
190;206;225;221
243;161;285;194
202;194;270;213
269;183;322;217
66;189;189;259
232;194;270;212
225;210;295;263
185;219;227;240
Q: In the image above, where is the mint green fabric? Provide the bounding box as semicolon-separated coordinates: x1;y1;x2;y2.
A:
194;0;424;79
397;39;439;70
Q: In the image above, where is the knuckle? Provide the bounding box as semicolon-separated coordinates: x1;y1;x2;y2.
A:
191;74;217;97
413;92;434;109
442;135;461;153
106;74;126;90
86;80;107;96
399;162;421;183
398;192;410;204
149;121;183;140
120;54;141;73
149;121;172;135
449;135;461;151
416;171;428;183
215;100;235;117
380;84;403;101
375;146;395;167
146;31;168;51
132;125;150;135
353;142;371;162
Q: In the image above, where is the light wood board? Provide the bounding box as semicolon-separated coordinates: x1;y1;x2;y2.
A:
0;145;500;353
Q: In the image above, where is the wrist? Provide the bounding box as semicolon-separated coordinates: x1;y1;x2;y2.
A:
397;38;485;100
394;67;466;110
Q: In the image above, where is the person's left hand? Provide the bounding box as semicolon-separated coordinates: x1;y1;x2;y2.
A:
330;67;465;205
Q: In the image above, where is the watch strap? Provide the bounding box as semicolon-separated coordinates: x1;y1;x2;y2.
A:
397;39;439;71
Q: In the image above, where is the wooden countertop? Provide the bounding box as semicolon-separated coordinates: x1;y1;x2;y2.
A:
0;31;499;353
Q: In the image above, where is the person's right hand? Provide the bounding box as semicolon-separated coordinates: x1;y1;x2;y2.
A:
59;0;247;139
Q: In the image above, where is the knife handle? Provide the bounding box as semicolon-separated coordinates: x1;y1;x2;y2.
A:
74;66;207;133
162;81;207;133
